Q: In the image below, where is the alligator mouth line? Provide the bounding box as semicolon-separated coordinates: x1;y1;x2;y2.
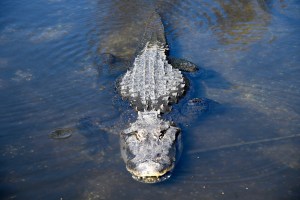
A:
131;171;172;183
126;163;174;183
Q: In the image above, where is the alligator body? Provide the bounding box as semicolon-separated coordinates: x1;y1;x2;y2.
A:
118;13;197;183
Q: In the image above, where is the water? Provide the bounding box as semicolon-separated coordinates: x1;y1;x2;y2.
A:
0;0;299;199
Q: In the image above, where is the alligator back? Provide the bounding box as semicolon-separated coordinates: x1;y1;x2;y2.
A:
119;42;185;113
118;12;185;183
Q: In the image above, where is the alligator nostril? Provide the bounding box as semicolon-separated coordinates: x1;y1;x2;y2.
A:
159;130;167;139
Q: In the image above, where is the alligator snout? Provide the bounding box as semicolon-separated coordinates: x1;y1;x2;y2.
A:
127;160;173;176
126;160;174;183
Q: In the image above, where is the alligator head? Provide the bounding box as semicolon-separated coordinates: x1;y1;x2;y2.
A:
120;110;182;183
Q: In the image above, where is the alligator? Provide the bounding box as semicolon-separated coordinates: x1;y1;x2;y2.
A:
118;13;201;183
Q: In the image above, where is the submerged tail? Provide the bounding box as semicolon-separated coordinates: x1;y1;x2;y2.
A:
136;11;167;54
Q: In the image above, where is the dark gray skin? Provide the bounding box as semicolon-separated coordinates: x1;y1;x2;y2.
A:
169;57;198;72
117;12;202;183
120;110;182;183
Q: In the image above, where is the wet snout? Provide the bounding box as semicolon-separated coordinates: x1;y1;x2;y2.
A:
127;159;174;177
135;160;165;177
126;159;174;183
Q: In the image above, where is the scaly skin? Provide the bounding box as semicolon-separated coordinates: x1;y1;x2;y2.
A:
118;13;196;183
119;40;187;183
120;110;181;183
119;42;185;113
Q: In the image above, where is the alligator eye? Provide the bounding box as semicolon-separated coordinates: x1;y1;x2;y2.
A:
131;131;141;140
159;130;167;139
128;131;138;136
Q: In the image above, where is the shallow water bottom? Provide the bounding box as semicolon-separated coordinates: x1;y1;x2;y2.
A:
0;0;299;199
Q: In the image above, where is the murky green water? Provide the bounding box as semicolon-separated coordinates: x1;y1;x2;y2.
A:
1;0;299;199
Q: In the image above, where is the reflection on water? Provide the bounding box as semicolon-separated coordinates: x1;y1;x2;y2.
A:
0;0;299;199
158;0;272;50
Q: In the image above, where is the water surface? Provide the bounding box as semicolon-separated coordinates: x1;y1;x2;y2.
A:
0;0;299;199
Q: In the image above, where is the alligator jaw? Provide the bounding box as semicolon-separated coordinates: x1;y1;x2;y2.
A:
120;111;181;183
126;159;175;183
131;171;173;184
